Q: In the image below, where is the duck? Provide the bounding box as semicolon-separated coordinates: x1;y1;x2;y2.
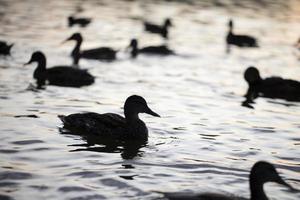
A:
68;16;91;27
161;161;295;200
64;33;117;64
128;39;174;58
0;40;13;55
144;18;173;39
226;19;258;52
58;95;160;141
25;51;94;89
244;66;300;102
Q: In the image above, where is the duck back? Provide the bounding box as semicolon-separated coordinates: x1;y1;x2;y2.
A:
260;77;300;101
81;47;116;61
227;33;258;47
140;45;174;55
47;66;94;87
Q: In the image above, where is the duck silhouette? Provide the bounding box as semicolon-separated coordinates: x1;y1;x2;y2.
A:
25;51;94;89
0;40;13;55
226;19;258;52
244;66;300;104
161;161;296;200
64;33;117;64
127;39;174;58
68;16;91;27
58;95;160;141
144;18;173;39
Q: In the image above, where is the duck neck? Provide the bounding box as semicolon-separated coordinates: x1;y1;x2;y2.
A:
250;176;268;200
34;56;47;88
72;38;82;60
131;45;138;58
124;110;139;123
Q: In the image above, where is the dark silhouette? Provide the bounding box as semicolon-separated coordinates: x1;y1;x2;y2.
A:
243;66;300;106
64;33;117;64
62;133;146;159
127;39;174;58
68;16;91;27
226;19;258;53
161;161;295;200
25;51;94;89
58;95;160;141
0;40;13;55
144;18;173;39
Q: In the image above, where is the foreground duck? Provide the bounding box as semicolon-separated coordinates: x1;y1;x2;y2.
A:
161;161;295;200
68;16;91;27
144;18;173;39
58;95;160;141
226;19;258;52
244;66;300;102
25;51;94;89
128;39;174;58
64;33;117;64
0;40;13;55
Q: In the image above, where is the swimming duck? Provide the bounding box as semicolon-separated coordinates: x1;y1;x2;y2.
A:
68;16;91;27
244;66;300;102
128;39;174;58
144;18;172;39
162;161;295;200
0;40;13;55
25;51;94;89
58;95;160;141
226;19;258;52
64;33;117;64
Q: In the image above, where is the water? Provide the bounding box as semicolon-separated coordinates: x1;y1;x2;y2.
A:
0;0;300;199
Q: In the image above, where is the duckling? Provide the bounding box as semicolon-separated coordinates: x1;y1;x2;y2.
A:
144;18;173;39
162;161;295;200
64;33;117;64
244;66;300;102
0;40;13;55
226;19;258;52
25;51;94;89
128;39;174;58
68;16;91;27
58;95;160;141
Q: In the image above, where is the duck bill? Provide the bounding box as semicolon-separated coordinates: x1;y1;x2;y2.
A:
61;38;70;45
24;57;34;66
145;107;160;117
276;176;294;191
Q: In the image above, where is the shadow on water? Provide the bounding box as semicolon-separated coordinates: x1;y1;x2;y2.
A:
59;128;146;160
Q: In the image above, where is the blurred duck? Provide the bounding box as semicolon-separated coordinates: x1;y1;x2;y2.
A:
0;40;13;55
58;95;160;141
226;19;258;52
64;33;117;64
128;39;174;58
296;38;300;50
162;161;296;200
144;18;173;39
244;66;300;103
68;16;91;27
25;51;94;89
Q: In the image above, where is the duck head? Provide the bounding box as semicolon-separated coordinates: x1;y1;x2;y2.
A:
164;18;172;27
64;32;83;43
244;66;262;85
124;95;160;121
249;161;295;200
25;51;46;66
127;39;138;58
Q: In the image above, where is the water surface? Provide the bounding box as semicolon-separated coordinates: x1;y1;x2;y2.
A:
0;0;300;199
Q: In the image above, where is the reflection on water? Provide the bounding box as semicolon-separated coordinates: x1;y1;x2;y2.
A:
0;0;300;199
